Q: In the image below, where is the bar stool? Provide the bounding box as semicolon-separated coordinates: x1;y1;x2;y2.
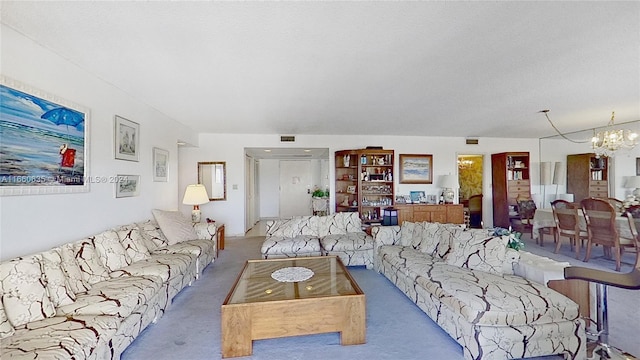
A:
564;266;640;359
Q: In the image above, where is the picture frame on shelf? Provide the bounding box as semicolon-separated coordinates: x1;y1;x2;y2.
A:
399;154;433;184
152;147;169;182
347;185;356;194
0;76;91;196
410;191;425;203
114;115;139;161
115;175;140;198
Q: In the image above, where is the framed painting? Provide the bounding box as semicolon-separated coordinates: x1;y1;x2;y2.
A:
114;115;139;161
115;175;140;198
153;147;169;182
0;76;90;196
637;158;640;176
399;154;433;184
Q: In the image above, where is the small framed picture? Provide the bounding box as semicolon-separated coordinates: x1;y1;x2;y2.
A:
399;154;433;184
637;157;640;176
152;147;169;182
114;115;139;161
410;191;426;203
115;175;140;198
347;185;356;194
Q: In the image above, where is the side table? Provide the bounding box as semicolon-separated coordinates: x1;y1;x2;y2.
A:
513;251;590;317
217;224;225;251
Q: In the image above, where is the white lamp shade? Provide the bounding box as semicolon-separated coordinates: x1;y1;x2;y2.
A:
182;184;210;205
624;176;640;189
440;174;459;189
540;162;552;185
552;162;564;185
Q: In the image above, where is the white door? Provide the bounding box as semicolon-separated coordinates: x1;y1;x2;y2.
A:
279;160;312;218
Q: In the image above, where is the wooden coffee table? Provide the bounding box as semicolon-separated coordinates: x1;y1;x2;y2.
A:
221;256;366;358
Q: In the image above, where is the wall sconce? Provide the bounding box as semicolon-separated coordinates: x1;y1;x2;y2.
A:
182;184;210;222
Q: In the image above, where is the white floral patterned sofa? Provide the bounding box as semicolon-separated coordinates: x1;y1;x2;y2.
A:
372;222;586;360
0;210;217;360
261;212;374;268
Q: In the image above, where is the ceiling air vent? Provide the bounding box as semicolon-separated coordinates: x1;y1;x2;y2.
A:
466;138;479;145
280;135;295;142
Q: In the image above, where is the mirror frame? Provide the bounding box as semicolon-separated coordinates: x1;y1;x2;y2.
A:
197;161;226;201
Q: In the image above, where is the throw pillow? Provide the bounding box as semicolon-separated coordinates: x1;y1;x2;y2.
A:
59;243;92;293
445;228;509;275
136;220;168;251
152;209;199;245
399;221;416;247
117;228;150;262
0;298;15;339
74;239;110;285
0;254;56;327
41;248;77;307
93;230;132;272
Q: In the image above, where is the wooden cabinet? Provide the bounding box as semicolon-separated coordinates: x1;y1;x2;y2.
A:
567;153;609;203
394;204;464;224
491;152;531;228
335;149;394;224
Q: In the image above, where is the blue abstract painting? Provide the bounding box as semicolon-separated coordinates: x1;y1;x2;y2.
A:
0;80;88;194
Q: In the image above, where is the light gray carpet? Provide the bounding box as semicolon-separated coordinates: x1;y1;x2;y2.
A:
121;233;639;360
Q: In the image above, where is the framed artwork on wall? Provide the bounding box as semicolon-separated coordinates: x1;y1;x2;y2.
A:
115;175;140;198
637;157;640;176
114;115;139;161
152;147;169;182
399;154;433;184
0;75;90;196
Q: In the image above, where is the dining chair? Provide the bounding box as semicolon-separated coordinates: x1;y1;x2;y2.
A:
551;199;587;259
624;204;640;268
468;194;483;228
514;198;537;236
581;198;626;271
606;197;624;214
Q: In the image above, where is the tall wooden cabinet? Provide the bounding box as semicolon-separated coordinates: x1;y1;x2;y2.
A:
491;152;531;228
335;149;394;224
567;153;609;203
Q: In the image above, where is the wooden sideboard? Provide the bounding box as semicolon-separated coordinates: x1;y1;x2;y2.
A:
393;204;464;224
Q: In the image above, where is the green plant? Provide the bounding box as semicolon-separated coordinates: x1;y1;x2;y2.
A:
312;188;326;197
492;227;525;251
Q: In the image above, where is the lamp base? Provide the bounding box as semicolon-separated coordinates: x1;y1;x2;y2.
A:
443;188;455;204
191;209;202;223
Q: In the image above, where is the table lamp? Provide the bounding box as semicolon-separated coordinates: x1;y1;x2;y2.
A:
624;176;640;199
183;184;210;222
440;174;459;204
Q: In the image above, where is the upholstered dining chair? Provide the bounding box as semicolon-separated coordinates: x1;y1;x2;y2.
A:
580;198;632;272
606;197;625;215
624;205;640;268
514;198;537;236
468;194;483;229
551;199;587;259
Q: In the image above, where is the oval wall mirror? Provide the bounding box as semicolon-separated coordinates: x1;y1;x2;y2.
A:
198;161;226;201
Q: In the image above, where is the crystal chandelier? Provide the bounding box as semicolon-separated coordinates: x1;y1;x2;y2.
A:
591;112;638;158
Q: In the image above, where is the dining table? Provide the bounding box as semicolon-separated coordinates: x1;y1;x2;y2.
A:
532;208;633;246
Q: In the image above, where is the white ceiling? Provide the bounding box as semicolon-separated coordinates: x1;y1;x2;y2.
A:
2;1;639;139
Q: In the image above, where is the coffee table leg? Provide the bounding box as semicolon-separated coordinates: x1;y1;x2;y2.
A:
221;307;252;358
340;296;366;345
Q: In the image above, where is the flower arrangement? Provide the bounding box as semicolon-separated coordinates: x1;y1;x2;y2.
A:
491;227;525;251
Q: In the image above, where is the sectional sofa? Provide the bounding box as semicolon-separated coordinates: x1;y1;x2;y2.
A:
261;212;374;268
0;210;218;360
372;221;586;360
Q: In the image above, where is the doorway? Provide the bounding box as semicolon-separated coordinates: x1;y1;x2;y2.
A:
458;154;484;227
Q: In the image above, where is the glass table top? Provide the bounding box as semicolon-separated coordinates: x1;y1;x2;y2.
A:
224;256;362;305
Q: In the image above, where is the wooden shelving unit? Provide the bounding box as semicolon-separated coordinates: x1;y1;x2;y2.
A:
491;152;531;228
567;153;609;203
335;148;394;224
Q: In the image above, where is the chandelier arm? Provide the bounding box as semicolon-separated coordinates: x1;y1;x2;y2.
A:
542;112;590;144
